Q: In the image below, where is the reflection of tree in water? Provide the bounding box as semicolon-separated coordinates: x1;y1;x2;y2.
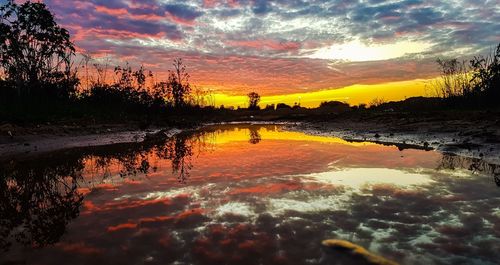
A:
0;131;201;252
0;159;84;251
156;134;194;183
83;132;203;183
248;127;262;144
0;125;273;252
437;153;500;186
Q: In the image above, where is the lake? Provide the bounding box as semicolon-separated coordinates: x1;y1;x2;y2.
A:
1;124;499;265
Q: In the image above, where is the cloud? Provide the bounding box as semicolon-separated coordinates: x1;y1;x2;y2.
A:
3;0;498;95
252;0;271;15
164;3;204;21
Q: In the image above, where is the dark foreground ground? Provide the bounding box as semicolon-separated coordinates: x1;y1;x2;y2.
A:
1;110;499;265
1;110;499;164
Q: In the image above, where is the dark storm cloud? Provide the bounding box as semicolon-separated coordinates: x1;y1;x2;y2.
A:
164;3;204;21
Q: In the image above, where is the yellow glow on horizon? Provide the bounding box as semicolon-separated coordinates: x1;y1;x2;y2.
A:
211;78;434;108
310;40;432;61
206;126;377;147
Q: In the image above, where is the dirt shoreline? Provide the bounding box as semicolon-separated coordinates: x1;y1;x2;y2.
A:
0;122;182;160
288;112;500;165
1;112;500;165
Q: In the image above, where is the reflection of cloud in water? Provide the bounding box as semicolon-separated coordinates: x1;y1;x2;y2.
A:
214;202;255;218
137;185;210;201
2;125;500;265
302;168;435;188
267;195;346;216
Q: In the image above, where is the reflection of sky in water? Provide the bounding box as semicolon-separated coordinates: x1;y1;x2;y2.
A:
2;125;500;265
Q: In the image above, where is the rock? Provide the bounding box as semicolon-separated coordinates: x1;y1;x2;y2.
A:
321;239;398;265
0;123;14;130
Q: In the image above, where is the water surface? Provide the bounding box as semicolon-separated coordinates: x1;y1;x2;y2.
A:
1;124;499;265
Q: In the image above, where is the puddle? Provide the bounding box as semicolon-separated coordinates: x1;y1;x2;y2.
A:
1;124;499;265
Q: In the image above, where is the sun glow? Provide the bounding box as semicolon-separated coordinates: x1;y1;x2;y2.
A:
211;78;433;108
309;40;432;62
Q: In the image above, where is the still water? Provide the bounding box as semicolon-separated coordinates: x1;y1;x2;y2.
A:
1;124;499;265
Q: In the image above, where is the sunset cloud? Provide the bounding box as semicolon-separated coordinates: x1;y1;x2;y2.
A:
6;0;499;97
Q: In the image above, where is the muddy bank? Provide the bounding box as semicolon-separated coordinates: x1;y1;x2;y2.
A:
0;121;289;160
0;122;185;160
289;111;500;165
2;111;500;165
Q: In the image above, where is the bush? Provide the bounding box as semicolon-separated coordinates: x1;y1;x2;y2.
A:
276;103;292;110
432;43;500;108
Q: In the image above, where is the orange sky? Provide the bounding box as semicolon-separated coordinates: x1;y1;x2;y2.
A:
29;0;500;107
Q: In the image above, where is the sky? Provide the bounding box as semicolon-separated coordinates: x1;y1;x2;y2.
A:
6;0;500;107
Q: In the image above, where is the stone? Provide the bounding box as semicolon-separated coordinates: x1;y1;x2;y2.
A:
321;239;398;265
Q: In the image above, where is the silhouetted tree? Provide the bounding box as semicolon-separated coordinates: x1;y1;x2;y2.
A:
369;97;386;108
319;101;349;108
276;103;292;109
247;91;261;110
433;58;471;99
190;85;212;107
469;43;500;103
431;43;500;107
167;58;191;108
114;63;134;89
0;1;76;97
264;104;275;111
319;101;351;112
